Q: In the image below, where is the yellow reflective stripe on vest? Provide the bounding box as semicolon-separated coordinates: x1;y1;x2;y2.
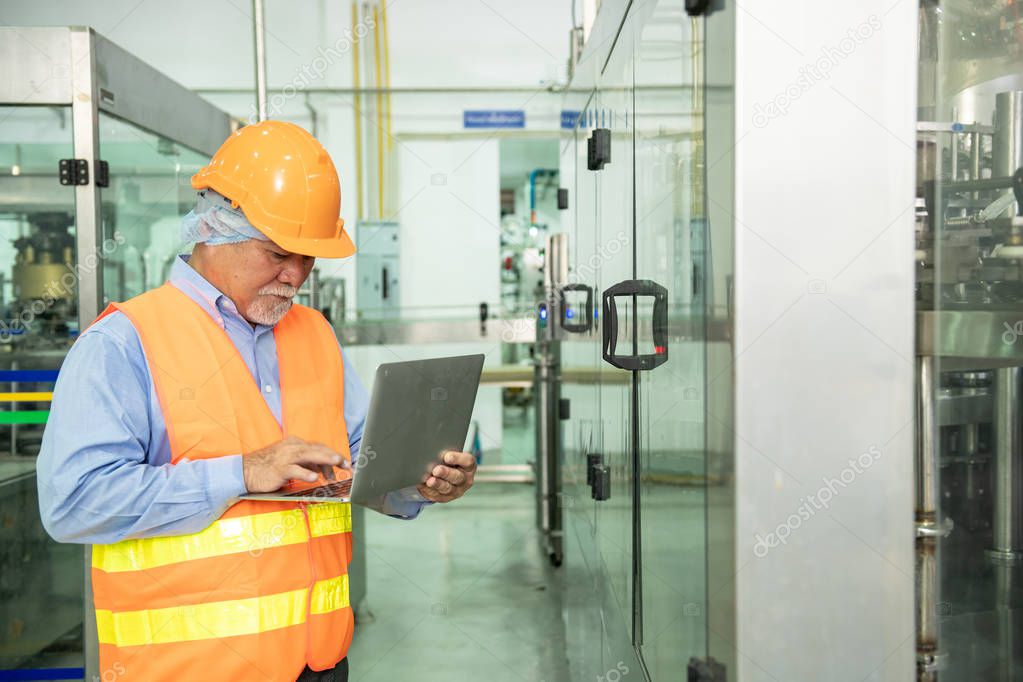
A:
96;574;349;647
307;501;352;538
93;504;352;573
310;573;349;615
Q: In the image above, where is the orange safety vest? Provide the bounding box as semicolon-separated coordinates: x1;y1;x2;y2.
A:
89;283;354;682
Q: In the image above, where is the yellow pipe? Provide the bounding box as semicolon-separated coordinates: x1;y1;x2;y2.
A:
351;1;365;221
0;392;53;402
372;3;384;218
381;0;393;155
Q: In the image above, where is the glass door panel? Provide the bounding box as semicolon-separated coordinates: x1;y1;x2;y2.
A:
593;9;640;677
918;1;1023;678
97;112;208;303
634;2;709;678
560;91;606;682
0;104;83;673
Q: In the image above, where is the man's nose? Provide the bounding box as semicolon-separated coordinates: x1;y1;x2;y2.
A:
277;254;312;287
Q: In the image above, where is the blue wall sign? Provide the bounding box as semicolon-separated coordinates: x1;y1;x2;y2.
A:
561;110;582;129
463;110;526;129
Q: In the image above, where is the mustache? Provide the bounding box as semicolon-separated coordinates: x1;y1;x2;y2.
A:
258;284;298;298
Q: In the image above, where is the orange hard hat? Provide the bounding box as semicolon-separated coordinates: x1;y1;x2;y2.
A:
191;120;356;258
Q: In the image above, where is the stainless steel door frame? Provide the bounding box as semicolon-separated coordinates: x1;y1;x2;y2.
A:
725;1;918;679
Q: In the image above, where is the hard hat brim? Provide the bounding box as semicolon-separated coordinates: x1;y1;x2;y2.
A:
264;221;357;259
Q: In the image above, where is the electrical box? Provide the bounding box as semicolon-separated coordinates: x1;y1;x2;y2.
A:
355;221;400;320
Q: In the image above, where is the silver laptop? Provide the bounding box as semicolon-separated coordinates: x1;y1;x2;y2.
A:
241;353;485;505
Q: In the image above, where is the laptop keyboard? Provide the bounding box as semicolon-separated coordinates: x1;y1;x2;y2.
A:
282;478;353;498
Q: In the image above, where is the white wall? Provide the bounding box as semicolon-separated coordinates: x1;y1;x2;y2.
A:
0;1;571;90
394;137;501;318
0;0;574;316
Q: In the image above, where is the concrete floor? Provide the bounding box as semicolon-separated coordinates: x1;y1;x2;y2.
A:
349;482;570;682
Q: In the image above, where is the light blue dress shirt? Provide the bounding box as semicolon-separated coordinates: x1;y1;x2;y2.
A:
38;255;427;545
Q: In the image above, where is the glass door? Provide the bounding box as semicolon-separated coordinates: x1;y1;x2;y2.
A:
917;1;1023;678
634;2;708;677
0;104;83;673
590;6;644;677
560;88;606;682
96;112;208;304
563;3;713;678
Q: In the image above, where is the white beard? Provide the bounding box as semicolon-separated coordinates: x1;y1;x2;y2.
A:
246;284;297;326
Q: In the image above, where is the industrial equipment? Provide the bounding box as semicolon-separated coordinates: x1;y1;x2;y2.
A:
0;26;232;678
915;1;1023;678
534;233;569;567
355;220;400;319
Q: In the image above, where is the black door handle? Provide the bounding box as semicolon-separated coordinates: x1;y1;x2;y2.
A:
601;279;668;371
560;283;593;333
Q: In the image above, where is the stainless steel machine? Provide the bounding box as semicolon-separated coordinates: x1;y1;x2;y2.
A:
915;2;1023;679
0;25;232;678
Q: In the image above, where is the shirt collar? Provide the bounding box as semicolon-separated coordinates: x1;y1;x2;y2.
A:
168;254;275;335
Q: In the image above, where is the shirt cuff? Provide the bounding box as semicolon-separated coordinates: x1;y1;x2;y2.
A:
393;486;429;503
380;485;433;519
203;455;248;515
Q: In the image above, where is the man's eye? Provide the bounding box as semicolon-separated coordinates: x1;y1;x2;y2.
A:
269;251;287;260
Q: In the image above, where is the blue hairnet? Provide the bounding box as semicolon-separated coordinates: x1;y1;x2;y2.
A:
180;189;270;246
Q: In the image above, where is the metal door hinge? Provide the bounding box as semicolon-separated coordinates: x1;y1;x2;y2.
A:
59;158;109;187
591;464;610;501
587;128;611;171
688;656;726;682
96;159;109;187
557;187;569;210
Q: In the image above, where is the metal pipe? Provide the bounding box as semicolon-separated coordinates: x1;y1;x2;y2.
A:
351;1;365;221
194;84;718;95
9;360;16;456
987;367;1023;566
971;130;982;201
916;356;946;680
918;358;939;515
927;175;1015;194
951;133;959;182
381;0;393;155
304;92;318;137
995;564;1018;682
309;268;320;311
372;3;384;218
68;27;103;682
994;91;1023;179
252;0;268;121
535;233;568;566
971;130;981;181
528;168;558;226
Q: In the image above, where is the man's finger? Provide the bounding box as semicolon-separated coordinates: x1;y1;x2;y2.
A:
286;464;320;483
442;450;476;470
417;483;446;502
431;465;466;486
426;476;453;495
294;448;342;467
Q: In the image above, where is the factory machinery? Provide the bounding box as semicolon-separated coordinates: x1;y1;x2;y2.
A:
0;26;236;677
0;141;88;674
914;2;1023;680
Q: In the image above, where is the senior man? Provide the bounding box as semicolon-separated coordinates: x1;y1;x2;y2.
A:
37;120;476;682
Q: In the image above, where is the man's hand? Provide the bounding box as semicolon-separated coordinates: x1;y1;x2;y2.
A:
416;450;476;503
243;436;349;493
